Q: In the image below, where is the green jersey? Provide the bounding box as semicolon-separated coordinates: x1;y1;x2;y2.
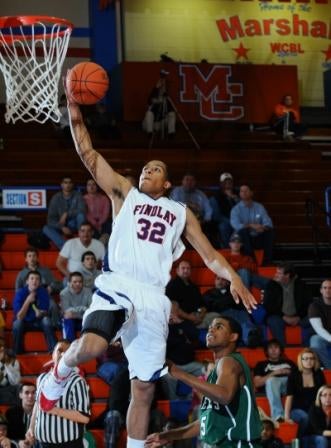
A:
199;352;261;448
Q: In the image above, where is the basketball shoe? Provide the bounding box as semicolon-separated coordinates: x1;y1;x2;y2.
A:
39;363;72;411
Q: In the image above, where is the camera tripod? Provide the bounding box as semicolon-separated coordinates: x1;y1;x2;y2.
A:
148;95;200;151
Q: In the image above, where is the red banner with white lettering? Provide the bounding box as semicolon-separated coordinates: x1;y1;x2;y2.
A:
120;62;298;123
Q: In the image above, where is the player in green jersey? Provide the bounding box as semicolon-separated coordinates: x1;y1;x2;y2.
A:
146;316;262;448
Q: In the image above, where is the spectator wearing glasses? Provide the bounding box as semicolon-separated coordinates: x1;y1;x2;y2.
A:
284;348;325;440
304;385;331;448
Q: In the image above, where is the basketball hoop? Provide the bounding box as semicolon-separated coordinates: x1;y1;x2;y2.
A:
0;16;73;124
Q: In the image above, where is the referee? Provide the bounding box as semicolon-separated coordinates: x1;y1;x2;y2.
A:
26;339;90;448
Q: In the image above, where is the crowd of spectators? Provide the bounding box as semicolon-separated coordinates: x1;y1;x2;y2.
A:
1;168;331;448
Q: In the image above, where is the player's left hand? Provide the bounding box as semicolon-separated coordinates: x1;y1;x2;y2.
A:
230;276;257;313
145;433;168;448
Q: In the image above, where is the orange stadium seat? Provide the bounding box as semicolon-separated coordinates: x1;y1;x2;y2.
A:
39;251;58;269
90;429;105;448
194;350;213;363
256;396;270;415
258;266;277;279
283;347;302;364
1;234;29;251
0;251;25;270
179;250;204;267
90;402;107;421
324;369;331;383
266;326;302;345
18;353;51;375
238;348;266;368
276;422;298;444
0;271;19;289
88;377;110;400
156;400;171;418
190;268;214;286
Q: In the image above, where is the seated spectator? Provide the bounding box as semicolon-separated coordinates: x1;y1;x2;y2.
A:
60;272;92;342
15;247;62;294
161;302;203;400
6;382;36;446
0;414;17;448
271;94;305;140
0;338;21;405
78;251;101;290
253;339;297;421
15;247;62;328
142;72;176;138
170;173;213;238
56;222;105;283
230;184;274;265
43;176;86;249
303;385;331;448
83;178;112;240
209;172;239;248
87;103;121;140
12;271;57;354
309;279;331;369
202;276;263;347
165;260;207;327
261;419;284;448
263;262;312;347
284;348;325;441
224;232;271;290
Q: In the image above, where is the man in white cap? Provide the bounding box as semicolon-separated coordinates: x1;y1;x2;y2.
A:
209;172;239;248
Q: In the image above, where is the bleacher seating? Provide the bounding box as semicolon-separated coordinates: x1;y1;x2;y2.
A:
0;235;316;447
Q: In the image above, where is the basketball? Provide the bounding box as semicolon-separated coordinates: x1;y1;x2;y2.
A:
66;62;109;105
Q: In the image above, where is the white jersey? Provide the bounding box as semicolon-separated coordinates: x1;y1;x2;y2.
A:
103;187;186;288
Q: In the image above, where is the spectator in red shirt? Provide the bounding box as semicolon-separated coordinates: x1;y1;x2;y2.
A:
84;178;112;240
223;233;270;290
272;94;305;139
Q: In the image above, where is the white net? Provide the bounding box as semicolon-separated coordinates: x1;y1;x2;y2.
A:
0;16;73;124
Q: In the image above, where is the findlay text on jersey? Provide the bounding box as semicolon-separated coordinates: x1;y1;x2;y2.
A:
133;203;177;226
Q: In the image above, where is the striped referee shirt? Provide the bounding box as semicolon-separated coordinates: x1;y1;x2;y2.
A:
35;371;90;444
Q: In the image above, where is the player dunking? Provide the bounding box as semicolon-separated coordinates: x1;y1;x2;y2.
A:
39;92;257;448
146;316;262;448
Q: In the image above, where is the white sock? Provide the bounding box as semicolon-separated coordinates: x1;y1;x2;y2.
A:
57;356;73;378
127;436;145;448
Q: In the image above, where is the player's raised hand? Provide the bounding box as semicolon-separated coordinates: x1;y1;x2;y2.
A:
230;276;257;313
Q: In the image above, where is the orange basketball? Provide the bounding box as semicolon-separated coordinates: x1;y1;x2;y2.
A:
66;62;109;105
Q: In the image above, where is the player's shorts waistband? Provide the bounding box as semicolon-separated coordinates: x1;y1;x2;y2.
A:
102;271;165;295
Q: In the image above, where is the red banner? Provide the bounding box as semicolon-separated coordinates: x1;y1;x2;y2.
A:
120;62;298;123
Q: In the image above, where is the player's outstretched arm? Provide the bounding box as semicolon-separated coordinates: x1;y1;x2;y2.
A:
184;208;257;312
168;357;242;405
145;421;200;448
66;93;131;201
